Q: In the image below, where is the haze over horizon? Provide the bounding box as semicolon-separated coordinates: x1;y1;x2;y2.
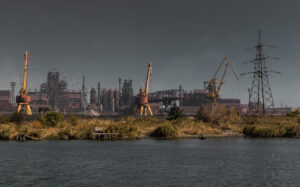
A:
0;0;299;107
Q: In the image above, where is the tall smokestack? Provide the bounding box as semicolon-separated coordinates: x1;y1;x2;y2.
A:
82;75;86;102
97;82;101;107
90;88;97;104
82;75;85;93
118;77;122;107
118;78;122;95
179;85;183;106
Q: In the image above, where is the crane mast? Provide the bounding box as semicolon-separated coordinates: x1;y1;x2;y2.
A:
21;51;28;95
135;61;153;116
16;50;32;115
145;61;152;95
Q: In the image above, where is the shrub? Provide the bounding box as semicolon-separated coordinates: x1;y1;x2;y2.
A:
58;124;73;139
126;126;139;138
243;117;258;125
66;114;79;126
11;112;24;125
151;125;178;137
32;121;43;129
198;104;228;124
196;108;210;122
74;125;94;139
225;107;241;123
40;111;63;127
286;110;300;118
0;115;9;124
168;105;184;120
104;125;140;139
0;127;11;140
243;123;299;137
105;125;121;133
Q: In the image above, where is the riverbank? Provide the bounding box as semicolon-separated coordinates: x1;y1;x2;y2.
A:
0;117;240;140
1;112;300;140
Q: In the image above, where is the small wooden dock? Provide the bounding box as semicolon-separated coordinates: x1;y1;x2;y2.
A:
92;132;120;140
92;127;120;140
16;134;42;141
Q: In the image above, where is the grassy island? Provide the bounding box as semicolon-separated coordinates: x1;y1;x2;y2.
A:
1;106;300;140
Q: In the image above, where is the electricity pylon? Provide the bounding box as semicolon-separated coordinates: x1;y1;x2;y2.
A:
241;31;280;116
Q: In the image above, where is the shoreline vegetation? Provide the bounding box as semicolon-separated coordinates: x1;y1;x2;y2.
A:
1;105;300;141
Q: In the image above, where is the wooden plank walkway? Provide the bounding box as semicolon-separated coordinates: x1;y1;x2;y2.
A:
92;132;120;140
16;134;42;141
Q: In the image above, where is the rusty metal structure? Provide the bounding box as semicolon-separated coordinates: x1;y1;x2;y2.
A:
39;71;85;113
119;79;134;113
148;86;184;112
204;56;239;104
241;31;278;116
16;51;32;115
136;61;153;116
147;86;241;114
121;80;133;105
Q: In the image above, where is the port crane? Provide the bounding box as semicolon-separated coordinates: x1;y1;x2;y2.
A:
205;56;239;104
135;61;153;116
16;51;32;115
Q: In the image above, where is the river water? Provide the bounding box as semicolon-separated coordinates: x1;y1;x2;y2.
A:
0;138;299;186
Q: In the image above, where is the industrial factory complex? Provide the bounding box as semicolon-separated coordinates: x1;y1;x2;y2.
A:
0;68;296;116
0;70;245;116
0;31;297;116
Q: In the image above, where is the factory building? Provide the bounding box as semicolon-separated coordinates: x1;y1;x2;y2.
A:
148;86;243;115
0;91;12;112
1;71;294;116
39;71;84;113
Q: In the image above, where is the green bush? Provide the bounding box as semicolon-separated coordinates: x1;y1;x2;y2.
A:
168;105;184;120
40;111;63;127
151;125;178;137
286;110;300;118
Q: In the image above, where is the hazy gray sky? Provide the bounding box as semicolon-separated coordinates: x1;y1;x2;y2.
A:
0;0;299;106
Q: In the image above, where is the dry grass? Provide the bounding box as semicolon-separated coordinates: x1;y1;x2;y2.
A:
2;108;300;140
242;116;300;137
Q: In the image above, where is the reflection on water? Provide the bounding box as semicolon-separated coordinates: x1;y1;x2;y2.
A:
0;138;300;186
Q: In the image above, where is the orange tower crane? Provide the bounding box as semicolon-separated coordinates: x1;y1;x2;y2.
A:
16;51;32;115
205;56;239;104
136;61;153;116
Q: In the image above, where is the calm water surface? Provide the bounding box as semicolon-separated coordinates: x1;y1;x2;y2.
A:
0;138;300;186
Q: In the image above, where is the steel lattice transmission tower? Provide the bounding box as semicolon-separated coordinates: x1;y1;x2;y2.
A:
242;31;278;116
